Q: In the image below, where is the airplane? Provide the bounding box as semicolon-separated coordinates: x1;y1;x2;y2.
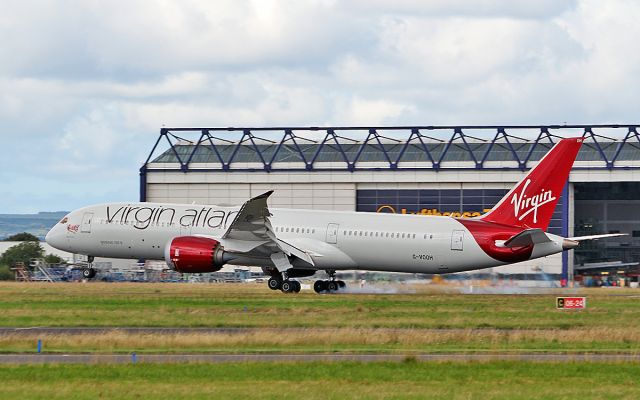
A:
45;137;623;293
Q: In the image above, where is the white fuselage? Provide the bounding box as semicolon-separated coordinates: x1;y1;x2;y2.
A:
45;201;566;274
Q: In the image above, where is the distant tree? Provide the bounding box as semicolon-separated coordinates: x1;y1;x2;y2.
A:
0;242;44;270
44;254;65;265
3;232;39;242
0;265;12;280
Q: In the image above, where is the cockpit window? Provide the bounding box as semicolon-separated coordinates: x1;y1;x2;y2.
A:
59;217;68;224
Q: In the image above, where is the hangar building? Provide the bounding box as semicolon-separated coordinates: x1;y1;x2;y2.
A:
140;125;640;283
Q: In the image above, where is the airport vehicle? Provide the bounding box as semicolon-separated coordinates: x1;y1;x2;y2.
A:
46;137;621;293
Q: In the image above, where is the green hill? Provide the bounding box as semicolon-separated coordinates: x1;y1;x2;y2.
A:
0;211;68;240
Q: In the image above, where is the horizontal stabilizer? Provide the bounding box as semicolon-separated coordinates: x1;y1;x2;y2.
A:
503;228;552;248
567;233;628;241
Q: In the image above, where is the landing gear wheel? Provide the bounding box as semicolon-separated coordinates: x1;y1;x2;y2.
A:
268;276;282;290
314;280;327;293
292;281;301;293
82;268;96;279
327;281;339;292
337;280;346;289
281;280;294;293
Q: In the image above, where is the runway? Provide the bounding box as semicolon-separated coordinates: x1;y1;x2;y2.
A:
1;353;639;364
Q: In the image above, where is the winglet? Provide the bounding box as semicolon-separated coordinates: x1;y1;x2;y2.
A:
253;190;274;200
222;191;274;240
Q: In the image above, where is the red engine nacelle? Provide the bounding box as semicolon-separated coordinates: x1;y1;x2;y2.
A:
164;236;227;273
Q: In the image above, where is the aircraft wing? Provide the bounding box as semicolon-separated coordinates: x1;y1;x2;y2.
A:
221;191;315;266
503;228;552;248
222;191;274;241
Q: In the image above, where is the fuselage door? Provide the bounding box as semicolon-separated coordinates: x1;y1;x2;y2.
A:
326;223;339;244
451;230;464;251
81;212;94;233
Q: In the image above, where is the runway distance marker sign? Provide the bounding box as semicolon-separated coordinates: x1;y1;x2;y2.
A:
556;297;586;310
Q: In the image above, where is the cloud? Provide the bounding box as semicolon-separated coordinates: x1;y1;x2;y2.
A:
345;0;577;19
0;0;639;212
0;0;362;79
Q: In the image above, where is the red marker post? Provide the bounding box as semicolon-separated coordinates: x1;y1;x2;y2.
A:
556;297;586;310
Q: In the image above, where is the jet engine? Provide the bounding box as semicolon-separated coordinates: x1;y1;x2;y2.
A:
164;236;230;273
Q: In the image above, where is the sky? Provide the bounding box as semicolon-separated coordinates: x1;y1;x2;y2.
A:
1;0;639;213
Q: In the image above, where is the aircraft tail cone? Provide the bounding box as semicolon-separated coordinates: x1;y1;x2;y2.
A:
562;239;579;250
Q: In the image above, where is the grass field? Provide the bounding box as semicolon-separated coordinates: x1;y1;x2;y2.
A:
2;282;640;399
1;282;638;329
1;282;639;354
0;361;639;399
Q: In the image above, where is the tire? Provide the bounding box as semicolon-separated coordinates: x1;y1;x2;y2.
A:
268;277;282;290
281;280;292;293
328;281;339;292
337;280;346;289
313;280;327;293
292;281;301;293
82;268;94;279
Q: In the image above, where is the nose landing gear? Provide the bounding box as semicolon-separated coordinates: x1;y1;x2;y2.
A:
82;268;96;279
81;256;96;280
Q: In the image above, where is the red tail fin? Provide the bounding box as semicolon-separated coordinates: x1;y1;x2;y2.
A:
479;137;583;230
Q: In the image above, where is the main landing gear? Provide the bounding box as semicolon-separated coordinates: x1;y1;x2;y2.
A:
265;268;346;294
313;270;345;294
267;274;301;293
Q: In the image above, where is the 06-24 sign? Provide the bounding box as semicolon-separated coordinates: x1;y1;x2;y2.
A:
556;297;586;310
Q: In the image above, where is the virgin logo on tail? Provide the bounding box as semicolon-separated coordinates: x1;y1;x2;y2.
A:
510;179;556;224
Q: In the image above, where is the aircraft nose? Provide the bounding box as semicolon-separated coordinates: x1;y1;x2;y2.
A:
45;225;65;250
